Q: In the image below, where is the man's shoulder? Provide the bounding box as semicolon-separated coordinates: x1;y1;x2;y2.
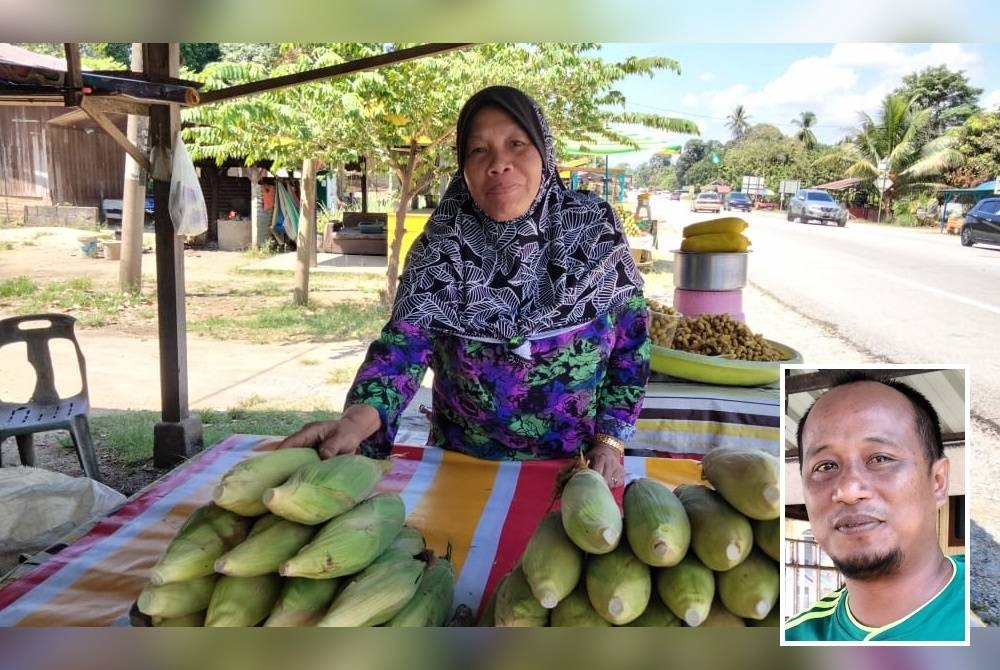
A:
784;589;845;641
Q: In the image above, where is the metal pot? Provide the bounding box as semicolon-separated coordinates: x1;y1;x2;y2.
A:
672;251;749;290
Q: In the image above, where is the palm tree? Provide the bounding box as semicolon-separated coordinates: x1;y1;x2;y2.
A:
726;105;751;140
792;111;818;149
815;94;963;219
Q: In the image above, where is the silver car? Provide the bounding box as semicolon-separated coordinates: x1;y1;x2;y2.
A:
787;189;848;227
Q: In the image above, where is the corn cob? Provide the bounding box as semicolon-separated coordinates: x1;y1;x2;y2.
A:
264;577;342;627
263;454;391;525
654;552;715;627
623;478;691;567
746;603;780;627
213;448;320;516
674;484;753;571
682;217;748;238
386;554;456;627
214;514;316;577
679;233;751;253
387;525;426;557
279;492;405;579
716;548;779;620
493;565;549;627
521;511;583;609
137;574;217;618
561;468;622;555
549;583;611;627
585;540;651;625
151;610;206;627
753;517;780;561
204;574;283;627
316;548;426;626
148;503;253;585
626;596;682;627
701;447;780;520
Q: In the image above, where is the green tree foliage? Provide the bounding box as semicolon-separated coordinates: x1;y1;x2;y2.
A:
179;43;223;72
675;139;722;186
181;43;697;299
792;111;818;149
719;124;803;192
893;65;983;135
726;104;751;140
219;43;283;67
944;110;1000;187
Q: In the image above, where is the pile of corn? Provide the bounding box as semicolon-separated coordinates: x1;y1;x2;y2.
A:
134;449;454;627
680;217;751;253
481;446;781;627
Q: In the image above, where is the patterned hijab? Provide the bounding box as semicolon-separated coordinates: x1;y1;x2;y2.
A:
391;85;643;344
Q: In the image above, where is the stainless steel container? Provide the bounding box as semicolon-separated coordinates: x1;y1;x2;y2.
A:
672;251;749;290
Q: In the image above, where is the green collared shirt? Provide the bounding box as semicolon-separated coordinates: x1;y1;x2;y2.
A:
784;554;967;642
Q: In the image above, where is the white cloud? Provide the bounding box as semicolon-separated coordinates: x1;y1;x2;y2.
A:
700;72;716;82
984;89;1000;110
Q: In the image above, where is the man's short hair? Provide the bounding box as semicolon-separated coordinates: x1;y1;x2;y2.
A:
796;371;944;470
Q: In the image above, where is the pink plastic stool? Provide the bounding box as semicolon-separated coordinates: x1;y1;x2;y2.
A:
673;288;745;322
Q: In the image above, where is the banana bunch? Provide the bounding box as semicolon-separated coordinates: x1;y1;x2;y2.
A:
680;217;751;253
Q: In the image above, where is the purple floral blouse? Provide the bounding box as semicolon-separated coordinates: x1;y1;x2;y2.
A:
346;295;650;460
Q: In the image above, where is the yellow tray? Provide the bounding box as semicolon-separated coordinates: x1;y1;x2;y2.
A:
650;339;803;387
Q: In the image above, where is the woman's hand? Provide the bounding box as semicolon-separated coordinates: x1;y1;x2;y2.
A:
584;442;626;489
276;404;381;459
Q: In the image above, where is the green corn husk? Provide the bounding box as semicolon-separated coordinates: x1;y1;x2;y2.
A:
148;504;253;585
626;596;682;627
561;468;622;555
585;540;651;625
214;514;316;577
549;583;611;627
493;565;549;627
701;597;747;628
700;447;780;521
263;455;392;525
654;553;715;627
746;603;780;627
137;574;218;618
386;555;456;627
674;484;753;572
213;448;320;517
316;549;427;627
623;478;691;567
279;493;405;579
716;548;780;620
753;517;780;562
264;577;342;627
521;511;583;609
387;525;426;557
151;610;206;627
205;574;283;627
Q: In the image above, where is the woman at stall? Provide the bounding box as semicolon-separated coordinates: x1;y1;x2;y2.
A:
278;85;650;488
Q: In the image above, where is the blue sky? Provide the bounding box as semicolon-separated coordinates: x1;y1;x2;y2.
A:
597;43;1000;166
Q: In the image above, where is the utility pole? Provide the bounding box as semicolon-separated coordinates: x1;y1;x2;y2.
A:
119;42;149;292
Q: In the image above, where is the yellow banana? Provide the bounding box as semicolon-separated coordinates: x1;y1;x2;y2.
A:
680;233;751;253
682;217;748;238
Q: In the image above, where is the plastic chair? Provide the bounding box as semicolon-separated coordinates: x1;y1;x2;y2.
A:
0;313;101;481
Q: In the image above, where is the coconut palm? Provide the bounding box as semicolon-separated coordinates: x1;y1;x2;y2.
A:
726;105;751;140
813;94;963;217
792;111;818;149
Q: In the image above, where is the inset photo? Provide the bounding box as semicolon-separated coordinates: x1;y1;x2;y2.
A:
780;366;969;645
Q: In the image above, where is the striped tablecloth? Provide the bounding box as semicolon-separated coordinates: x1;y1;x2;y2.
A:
0;380;778;627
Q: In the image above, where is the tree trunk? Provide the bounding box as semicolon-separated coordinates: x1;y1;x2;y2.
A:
119;42;148;293
294;157;316;305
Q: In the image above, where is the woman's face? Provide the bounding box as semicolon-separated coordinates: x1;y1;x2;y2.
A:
462;106;543;222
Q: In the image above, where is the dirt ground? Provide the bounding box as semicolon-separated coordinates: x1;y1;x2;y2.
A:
0;226;374;495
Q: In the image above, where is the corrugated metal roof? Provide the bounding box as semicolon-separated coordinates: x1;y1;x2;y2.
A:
812;177;863;190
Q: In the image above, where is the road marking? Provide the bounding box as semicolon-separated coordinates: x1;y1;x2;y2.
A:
856;264;1000;316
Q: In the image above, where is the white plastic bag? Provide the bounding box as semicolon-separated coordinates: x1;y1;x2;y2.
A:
168;133;208;236
0;467;125;575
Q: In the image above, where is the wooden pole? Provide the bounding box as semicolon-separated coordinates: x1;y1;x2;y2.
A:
294;157;316;305
120;42;148;293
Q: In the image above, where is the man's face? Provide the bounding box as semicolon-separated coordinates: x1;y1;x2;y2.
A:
800;381;949;580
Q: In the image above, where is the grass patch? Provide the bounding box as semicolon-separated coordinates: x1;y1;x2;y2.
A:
0;240;13;251
299;357;320;366
188;300;389;344
0;275;36;298
0;275;154;326
325;366;358;385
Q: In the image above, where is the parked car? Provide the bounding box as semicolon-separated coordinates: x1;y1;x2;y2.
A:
787;189;848;227
960;197;1000;247
669;191;683;201
723;192;752;212
690;191;722;213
